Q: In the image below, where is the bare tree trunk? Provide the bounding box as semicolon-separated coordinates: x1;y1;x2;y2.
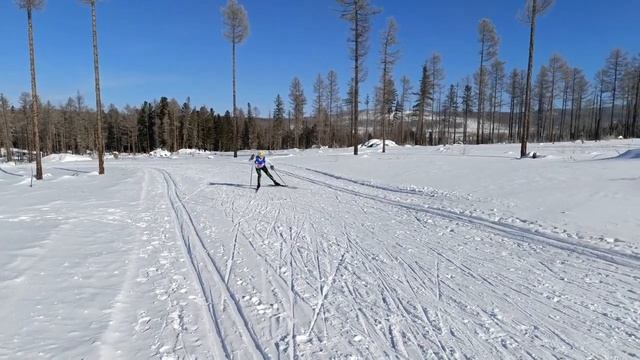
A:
632;71;640;138
520;0;537;157
596;84;604;141
90;2;105;175
381;63;387;153
353;8;360;155
610;60;619;135
365;100;370;141
559;84;568;142
1;96;12;162
569;71;576;140
232;40;238;157
548;72;556;143
329;94;333;147
27;7;43;179
477;46;485;145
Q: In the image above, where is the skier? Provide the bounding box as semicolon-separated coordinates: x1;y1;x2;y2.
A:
253;150;281;190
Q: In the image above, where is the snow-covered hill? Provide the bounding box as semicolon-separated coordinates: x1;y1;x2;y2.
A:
1;139;639;359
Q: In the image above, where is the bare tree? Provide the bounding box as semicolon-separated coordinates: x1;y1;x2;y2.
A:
632;55;640;138
519;0;555;157
427;53;445;138
414;64;432;145
399;76;411;144
0;94;13;161
534;65;550;140
325;70;340;147
289;77;306;148
313;74;327;144
337;0;379;155
594;69;607;140
222;0;249;157
364;94;370;140
604;49;629;135
80;0;105;174
1;94;12;162
378;17;399;153
506;69;521;142
488;59;505;143
567;68;580;139
547;54;567;142
17;0;45;179
476;19;499;145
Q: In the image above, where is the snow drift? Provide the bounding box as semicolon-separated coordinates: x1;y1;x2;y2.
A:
42;154;92;163
149;149;171;158
361;139;398;148
614;149;640;160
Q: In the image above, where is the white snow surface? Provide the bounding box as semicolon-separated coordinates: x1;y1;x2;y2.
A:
42;153;93;163
149;148;171;158
1;139;639;359
362;138;398;148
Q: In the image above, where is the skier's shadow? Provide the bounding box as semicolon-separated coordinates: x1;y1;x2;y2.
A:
208;182;254;189
208;182;299;190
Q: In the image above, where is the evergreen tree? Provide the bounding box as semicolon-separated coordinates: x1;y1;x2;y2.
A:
273;95;285;149
462;83;474;144
137;101;150;153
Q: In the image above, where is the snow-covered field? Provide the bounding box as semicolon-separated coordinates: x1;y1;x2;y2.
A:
1;140;639;359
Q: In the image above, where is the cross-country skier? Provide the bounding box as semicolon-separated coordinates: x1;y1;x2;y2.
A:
253;150;281;190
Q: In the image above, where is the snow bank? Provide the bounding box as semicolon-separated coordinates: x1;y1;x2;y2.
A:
362;139;398;148
149;149;171;158
177;149;210;156
42;154;92;163
614;149;640;160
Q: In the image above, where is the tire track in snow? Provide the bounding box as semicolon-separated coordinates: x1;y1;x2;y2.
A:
158;168;268;359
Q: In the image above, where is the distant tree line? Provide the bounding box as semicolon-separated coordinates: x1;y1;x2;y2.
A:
2;0;639;167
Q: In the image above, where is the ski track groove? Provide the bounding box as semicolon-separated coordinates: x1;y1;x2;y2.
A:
144;161;640;359
279;167;640;271
158;168;268;360
278;166;640;358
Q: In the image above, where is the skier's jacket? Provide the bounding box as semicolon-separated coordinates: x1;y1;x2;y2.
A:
254;156;270;169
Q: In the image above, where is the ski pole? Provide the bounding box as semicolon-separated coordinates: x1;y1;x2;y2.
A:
249;153;255;186
273;168;287;186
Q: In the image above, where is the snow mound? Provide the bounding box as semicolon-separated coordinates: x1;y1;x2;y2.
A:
177;149;210;156
150;149;171;158
362;139;398;148
614;149;640;160
524;151;546;159
43;154;92;163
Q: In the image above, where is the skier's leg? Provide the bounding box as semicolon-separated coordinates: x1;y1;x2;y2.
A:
255;168;262;189
263;168;280;185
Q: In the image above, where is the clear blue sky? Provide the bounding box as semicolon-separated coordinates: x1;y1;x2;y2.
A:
1;0;638;115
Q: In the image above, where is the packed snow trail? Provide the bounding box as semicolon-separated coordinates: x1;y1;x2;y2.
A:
1;142;639;359
153;156;639;359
